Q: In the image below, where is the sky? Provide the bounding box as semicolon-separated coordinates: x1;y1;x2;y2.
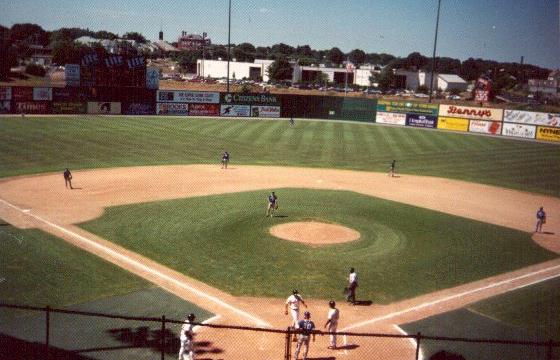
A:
1;0;559;69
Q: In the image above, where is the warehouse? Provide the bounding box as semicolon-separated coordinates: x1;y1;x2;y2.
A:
196;59;274;82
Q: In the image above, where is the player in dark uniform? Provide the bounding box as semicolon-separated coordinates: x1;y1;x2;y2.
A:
535;207;546;233
389;160;396;177
266;191;278;217
221;151;230;169
289;116;295;127
293;311;315;360
63;168;73;189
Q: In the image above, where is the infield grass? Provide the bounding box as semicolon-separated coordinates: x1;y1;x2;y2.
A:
79;189;557;302
0;116;559;196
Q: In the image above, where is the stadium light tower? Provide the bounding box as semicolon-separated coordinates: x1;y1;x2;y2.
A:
428;0;442;103
227;0;232;93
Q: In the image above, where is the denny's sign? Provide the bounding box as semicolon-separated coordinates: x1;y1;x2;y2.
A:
439;104;503;121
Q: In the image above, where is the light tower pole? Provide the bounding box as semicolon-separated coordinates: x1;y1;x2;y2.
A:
429;0;442;103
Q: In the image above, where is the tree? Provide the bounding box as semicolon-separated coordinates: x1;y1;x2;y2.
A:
296;45;313;58
270;43;294;57
175;49;202;72
50;27;93;43
378;53;396;65
94;30;118;40
232;42;256;62
328;47;344;66
377;66;396;90
9;23;49;45
0;26;18;80
348;49;366;65
208;44;228;60
267;57;292;82
255;46;270;59
51;39;85;65
405;52;428;70
123;32;147;43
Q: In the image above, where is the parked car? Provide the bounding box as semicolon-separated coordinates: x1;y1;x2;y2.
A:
414;93;429;98
446;95;461;100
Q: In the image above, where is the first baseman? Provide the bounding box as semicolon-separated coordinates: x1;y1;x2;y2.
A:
324;300;340;349
285;289;307;340
178;313;196;360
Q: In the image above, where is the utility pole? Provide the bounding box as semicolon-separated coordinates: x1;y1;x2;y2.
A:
428;0;442;103
227;0;232;93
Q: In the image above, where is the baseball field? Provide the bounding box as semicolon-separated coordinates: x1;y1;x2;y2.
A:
1;115;559;359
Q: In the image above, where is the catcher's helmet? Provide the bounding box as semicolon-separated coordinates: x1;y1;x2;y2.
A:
303;311;311;318
187;313;195;321
329;300;336;307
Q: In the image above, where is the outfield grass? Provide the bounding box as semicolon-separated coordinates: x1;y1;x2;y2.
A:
79;189;557;302
0;116;559;196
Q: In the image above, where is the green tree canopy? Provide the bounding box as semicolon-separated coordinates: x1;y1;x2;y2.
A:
267;56;292;81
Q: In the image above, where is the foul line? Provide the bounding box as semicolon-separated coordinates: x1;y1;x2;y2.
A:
342;263;560;332
0;198;271;328
393;325;424;360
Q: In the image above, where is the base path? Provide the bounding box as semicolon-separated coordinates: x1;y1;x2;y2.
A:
1;165;559;359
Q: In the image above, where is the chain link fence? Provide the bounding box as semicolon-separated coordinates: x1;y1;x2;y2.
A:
1;303;558;360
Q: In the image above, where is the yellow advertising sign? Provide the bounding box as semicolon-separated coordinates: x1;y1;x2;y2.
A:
536;126;560;142
437;117;469;132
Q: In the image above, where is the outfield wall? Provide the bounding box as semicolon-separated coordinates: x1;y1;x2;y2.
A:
1;85;559;142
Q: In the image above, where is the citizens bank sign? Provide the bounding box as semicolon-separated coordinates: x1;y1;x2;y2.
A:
222;93;279;105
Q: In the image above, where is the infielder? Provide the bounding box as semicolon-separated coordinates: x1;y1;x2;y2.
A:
347;267;358;305
221;150;230;169
266;191;278;217
324;300;340;349
63;168;73;189
536;207;546;233
389;160;396;177
178;313;196;360
293;311;315;360
285;289;307;341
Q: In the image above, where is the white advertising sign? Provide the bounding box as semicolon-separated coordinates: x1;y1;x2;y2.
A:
376;112;406;125
220;104;250;117
439;104;503;121
0;101;10;113
501;122;536;139
64;64;80;87
157;90;219;104
251;105;280;118
33;87;53;101
468;120;502;135
503;110;560;128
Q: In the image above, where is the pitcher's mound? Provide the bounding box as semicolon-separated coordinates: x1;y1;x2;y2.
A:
270;221;360;245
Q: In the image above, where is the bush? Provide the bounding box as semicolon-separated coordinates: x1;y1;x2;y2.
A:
430;350;466;360
25;64;46;77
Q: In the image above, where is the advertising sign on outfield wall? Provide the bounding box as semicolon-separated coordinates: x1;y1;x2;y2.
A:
0;86;11;100
157;90;219;104
123;103;155;115
146;67;159;89
251;105;281;118
405;114;437;128
377;100;439;116
87;102;121;114
439;104;503;121
437;117;469;132
536;127;560;142
221;104;250;117
12;87;33;101
375;112;407;125
0;101;10;113
15;101;50;114
503;110;560;128
468;120;502;135
501;122;536;139
156;103;189;115
53;87;87;101
52;102;87;114
221;93;280;106
33;87;53;101
187;103;220;116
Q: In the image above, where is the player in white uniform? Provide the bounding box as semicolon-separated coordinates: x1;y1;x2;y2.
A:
285;289;307;341
324;300;340;349
178;313;196;360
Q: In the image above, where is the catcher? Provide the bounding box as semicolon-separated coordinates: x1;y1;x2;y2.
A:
266;191;278;217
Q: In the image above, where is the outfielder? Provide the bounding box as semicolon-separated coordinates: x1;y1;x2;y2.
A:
535;207;546;233
266;191;278;217
178;313;196;360
63;168;73;189
324;300;340;349
293;311;315;360
285;289;307;341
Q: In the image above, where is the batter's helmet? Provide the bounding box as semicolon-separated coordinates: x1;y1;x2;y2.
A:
304;311;311;318
187;313;195;321
329;300;336;307
293;289;298;294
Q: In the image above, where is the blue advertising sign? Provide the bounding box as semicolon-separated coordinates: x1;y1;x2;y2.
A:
405;113;437;128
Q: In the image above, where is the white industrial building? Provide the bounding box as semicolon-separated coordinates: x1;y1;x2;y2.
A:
196;59;274;82
395;70;467;91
